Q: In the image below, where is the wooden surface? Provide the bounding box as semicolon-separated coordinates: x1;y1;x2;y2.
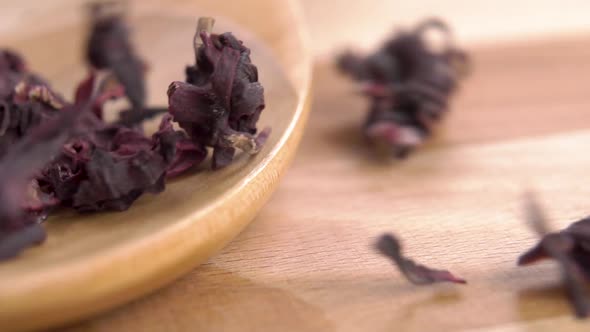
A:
0;0;311;331
301;0;590;58
56;36;590;331
2;0;590;331
4;0;590;58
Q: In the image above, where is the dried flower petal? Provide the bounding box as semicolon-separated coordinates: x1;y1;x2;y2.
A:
375;233;466;285
0;102;88;260
155;114;206;178
86;2;146;112
169;19;269;169
71;148;166;212
518;194;590;318
0;50;67;158
0;224;46;261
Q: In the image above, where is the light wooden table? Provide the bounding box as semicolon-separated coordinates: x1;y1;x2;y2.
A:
61;31;590;332
4;0;590;331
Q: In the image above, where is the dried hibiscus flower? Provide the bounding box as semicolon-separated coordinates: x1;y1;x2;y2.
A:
0;9;268;261
518;194;590;318
34;73;204;214
0;58;193;258
39;115;197;213
338;18;469;158
376;233;466;285
30;5;204;215
168;18;270;169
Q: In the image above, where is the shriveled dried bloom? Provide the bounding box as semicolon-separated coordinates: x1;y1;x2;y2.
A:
338;18;469;158
168;18;270;169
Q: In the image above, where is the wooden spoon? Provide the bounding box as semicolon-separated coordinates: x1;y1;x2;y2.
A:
0;0;312;330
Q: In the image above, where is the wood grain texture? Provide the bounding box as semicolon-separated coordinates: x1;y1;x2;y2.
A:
4;0;590;59
301;0;590;58
0;0;311;331
2;0;590;331
60;36;590;332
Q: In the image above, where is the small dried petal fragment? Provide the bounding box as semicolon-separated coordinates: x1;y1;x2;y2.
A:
86;2;146;111
375;233;466;285
518;194;590;318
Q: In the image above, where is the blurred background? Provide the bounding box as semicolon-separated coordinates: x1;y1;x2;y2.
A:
2;0;590;58
301;0;590;57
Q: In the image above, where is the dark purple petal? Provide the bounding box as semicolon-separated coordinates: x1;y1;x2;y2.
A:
0;101;87;259
71;148;166;212
517;242;551;266
254;126;271;148
566;217;590;244
230;81;264;134
165;138;206;178
375;233;466;285
86;2;145;111
167;80;222;146
0;223;46;261
212;146;236;170
518;195;590;318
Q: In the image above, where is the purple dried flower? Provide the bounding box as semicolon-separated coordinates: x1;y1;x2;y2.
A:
338;18;469;158
168;18;269;169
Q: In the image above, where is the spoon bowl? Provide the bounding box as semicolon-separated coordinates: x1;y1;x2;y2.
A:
0;0;312;330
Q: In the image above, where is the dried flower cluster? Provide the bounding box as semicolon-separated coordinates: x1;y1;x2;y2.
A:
338;19;469;158
0;6;268;260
